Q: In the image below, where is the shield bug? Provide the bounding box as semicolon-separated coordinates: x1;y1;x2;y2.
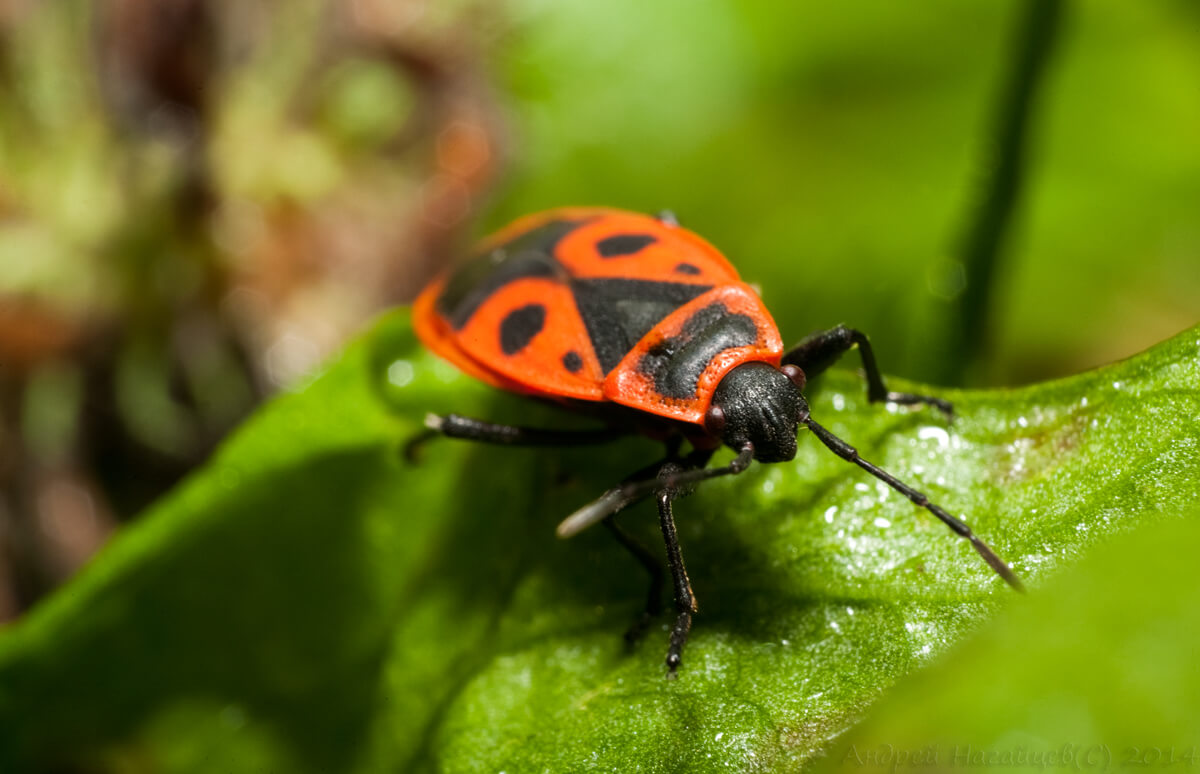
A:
411;207;1022;675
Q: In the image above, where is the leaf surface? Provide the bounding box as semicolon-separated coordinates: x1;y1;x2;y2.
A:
0;314;1196;772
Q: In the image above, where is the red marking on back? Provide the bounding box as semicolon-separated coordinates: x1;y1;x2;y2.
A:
604;284;783;424
413;208;781;426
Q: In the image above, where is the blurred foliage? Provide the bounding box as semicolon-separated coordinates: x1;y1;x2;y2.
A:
0;312;1196;771
491;0;1200;383
0;0;501;612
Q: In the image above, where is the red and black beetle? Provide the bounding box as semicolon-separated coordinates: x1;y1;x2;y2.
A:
412;207;1022;675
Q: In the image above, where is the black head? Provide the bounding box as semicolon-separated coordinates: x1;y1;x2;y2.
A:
706;362;809;463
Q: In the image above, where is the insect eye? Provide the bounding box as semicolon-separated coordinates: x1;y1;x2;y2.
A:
704;404;726;436
781;364;806;392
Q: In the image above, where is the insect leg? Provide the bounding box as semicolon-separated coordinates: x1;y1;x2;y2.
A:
651;448;745;675
405;413;628;461
558;445;738;673
782;326;953;418
655;464;697;677
547;444;676;639
556;445;744;538
803;417;1024;592
593;444;716;647
602;516;663;644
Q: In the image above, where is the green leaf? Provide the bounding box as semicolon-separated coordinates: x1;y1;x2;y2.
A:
0;313;1196;773
810;514;1200;774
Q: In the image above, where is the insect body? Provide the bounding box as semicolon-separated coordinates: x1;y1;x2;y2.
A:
413;207;1022;676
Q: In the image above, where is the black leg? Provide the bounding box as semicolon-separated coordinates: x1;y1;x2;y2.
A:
405;412;627;461
646;447;751;676
591;447;693;645
655;462;698;677
556;444;752;675
783;325;953;418
803;417;1024;592
602;516;663;645
556;445;747;538
565;446;692;646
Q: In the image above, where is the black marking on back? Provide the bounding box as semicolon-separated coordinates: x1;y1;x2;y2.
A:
499;304;546;355
437;219;583;329
596;233;657;258
562;351;583;373
571;279;712;374
638;304;758;399
674;262;701;275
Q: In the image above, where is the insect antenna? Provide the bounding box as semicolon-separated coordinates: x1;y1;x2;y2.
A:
803;417;1024;592
556;444;755;538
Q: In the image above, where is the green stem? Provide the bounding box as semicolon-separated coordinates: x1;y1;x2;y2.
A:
941;0;1066;385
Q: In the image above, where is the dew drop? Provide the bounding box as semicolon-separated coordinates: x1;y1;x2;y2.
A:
917;425;950;448
387;359;415;387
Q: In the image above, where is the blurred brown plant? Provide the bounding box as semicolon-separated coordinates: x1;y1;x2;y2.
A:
0;0;504;619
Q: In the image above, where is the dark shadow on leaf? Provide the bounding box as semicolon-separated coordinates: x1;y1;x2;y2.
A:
0;447;392;771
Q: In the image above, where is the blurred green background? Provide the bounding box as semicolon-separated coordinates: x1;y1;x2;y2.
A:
1;0;1197;630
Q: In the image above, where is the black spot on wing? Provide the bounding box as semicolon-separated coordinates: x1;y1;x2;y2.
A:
596;233;657;258
571;278;712;374
562;351;583;373
674;262;701;275
638;304;758;399
437;219;583;329
499;304;546;355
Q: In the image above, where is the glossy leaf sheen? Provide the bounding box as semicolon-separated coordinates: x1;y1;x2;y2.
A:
0;313;1197;772
811;515;1200;774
